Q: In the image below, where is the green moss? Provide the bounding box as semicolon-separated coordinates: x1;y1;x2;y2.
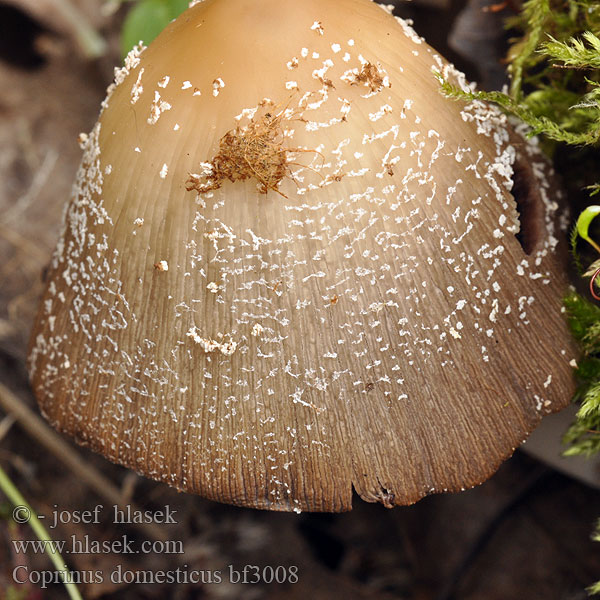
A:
439;0;600;147
563;294;600;457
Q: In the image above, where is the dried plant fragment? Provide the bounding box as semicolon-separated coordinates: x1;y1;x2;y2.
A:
317;76;336;89
186;101;317;197
351;62;389;93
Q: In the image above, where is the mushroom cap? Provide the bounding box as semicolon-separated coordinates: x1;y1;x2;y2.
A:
28;0;575;512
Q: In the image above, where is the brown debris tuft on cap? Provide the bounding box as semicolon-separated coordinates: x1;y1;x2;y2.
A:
351;62;388;93
186;100;318;197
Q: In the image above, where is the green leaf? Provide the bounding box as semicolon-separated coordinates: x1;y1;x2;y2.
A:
576;205;600;252
121;0;189;58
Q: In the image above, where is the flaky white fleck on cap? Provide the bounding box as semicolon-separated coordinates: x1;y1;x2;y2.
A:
28;0;575;512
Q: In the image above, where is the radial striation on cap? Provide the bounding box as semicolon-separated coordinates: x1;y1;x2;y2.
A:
28;0;576;512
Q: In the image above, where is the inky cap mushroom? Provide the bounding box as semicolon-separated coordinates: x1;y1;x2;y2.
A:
28;0;576;511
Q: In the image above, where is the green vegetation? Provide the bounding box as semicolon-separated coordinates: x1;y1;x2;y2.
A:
0;466;82;600
119;0;189;57
439;0;600;146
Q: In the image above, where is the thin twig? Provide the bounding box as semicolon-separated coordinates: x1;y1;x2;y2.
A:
590;267;600;300
0;381;168;541
435;466;550;600
0;464;83;600
0;414;16;442
1;150;58;226
48;0;107;58
0;223;49;263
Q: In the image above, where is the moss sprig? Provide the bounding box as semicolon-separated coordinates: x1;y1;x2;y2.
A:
543;31;600;69
562;294;600;458
436;77;600;144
